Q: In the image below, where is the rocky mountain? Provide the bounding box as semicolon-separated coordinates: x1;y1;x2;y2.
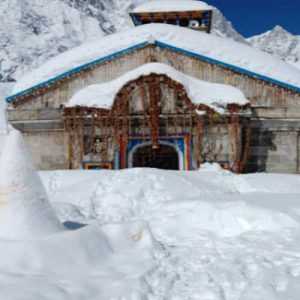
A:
0;0;104;81
0;0;247;84
211;8;247;44
248;25;300;69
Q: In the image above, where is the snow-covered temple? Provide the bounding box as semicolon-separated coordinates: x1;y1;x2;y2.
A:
6;0;300;173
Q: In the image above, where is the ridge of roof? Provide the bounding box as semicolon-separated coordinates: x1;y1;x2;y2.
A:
7;24;300;103
67;62;248;112
132;0;213;13
6;42;149;103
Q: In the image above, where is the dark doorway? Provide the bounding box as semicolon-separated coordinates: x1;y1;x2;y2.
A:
132;144;179;170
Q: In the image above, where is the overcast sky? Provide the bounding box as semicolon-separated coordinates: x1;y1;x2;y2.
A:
206;0;300;37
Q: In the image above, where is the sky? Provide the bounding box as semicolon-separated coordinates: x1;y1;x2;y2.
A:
206;0;300;37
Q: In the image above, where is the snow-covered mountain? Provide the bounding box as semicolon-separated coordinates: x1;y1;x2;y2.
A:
0;0;245;83
248;25;300;69
211;8;247;44
0;0;105;82
2;0;299;84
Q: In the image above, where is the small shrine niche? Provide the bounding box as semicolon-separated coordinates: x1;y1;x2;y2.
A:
130;2;213;33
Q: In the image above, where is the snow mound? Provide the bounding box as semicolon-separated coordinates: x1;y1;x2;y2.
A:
0;129;63;238
199;162;231;173
1;160;300;298
41;168;299;238
0;129;158;299
68;63;248;111
11;24;300;97
133;0;212;13
0;221;158;300
37;168;300;299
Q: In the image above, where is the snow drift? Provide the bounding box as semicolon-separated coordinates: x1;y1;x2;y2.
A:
0;129;158;299
38;167;300;300
0;129;63;238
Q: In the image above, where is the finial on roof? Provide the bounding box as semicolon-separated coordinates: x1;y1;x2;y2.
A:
130;0;213;33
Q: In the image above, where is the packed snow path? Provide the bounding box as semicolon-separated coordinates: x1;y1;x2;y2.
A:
39;167;300;300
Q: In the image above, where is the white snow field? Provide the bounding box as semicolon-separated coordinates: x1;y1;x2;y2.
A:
0;130;158;300
37;166;300;300
1;132;300;299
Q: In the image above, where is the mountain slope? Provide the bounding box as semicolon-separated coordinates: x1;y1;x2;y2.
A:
248;25;300;68
0;0;246;83
211;8;247;44
0;0;105;82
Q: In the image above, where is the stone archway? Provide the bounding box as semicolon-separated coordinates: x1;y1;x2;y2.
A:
131;143;180;170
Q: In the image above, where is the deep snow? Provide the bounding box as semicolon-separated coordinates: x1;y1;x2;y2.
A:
37;167;300;300
1;100;300;300
0;151;300;299
0;130;158;300
0;129;63;238
1;128;300;300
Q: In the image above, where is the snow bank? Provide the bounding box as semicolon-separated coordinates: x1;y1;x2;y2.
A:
36;167;300;299
41;168;299;238
0;130;158;300
67;63;248;110
11;24;300;97
0;129;63;238
0;221;157;300
133;0;212;13
1;159;300;299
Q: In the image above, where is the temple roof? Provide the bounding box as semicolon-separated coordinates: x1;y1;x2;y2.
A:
132;0;213;13
67;63;248;112
8;24;300;102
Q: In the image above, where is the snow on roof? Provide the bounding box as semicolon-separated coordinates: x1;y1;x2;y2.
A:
0;129;63;239
132;0;212;13
10;24;300;100
67;63;248;111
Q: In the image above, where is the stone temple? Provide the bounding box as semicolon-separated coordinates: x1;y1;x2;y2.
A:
6;0;300;173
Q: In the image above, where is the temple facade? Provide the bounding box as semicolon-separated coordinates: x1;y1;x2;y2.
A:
6;0;300;173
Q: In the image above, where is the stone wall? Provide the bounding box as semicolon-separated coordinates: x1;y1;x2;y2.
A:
23;130;67;170
8;45;300;172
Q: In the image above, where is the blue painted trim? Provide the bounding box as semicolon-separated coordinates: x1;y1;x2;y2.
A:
6;41;150;103
155;41;300;94
129;13;142;26
7;39;300;103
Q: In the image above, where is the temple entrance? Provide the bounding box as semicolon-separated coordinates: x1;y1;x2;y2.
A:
132;144;179;170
